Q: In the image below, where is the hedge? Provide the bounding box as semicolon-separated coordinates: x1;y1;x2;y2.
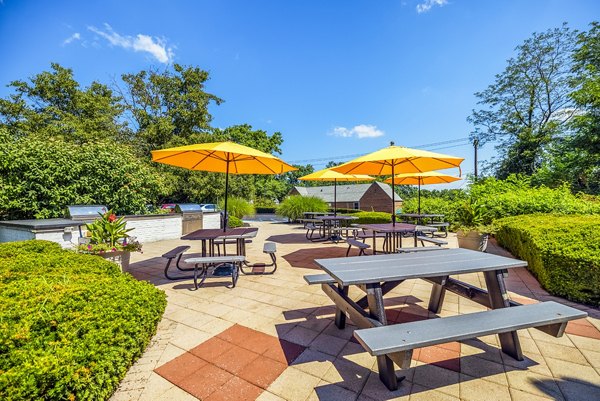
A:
495;214;600;306
343;211;392;224
276;196;328;221
0;240;166;400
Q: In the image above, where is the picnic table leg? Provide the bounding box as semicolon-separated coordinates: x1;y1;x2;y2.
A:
334;284;349;329
365;283;402;390
484;269;523;361
428;276;448;314
372;233;377;255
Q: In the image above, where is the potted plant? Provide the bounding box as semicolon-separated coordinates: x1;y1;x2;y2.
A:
454;199;493;250
78;210;142;271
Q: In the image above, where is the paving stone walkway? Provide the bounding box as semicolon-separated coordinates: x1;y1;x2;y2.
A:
110;221;600;401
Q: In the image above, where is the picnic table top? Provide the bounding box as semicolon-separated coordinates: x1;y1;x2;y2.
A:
303;212;332;216
358;223;435;233
314;248;527;286
181;227;258;241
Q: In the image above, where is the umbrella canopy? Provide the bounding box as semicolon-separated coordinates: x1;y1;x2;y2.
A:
385;172;462;214
299;168;374;216
332;142;464;225
151;141;297;231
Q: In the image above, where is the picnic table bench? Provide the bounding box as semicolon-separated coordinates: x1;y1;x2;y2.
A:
185;255;246;289
307;249;588;390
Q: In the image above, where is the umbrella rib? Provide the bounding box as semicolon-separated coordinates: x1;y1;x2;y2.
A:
190;150;220;169
153;150;195;162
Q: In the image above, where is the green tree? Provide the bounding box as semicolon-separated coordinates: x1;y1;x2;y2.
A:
119;64;222;155
0;134;165;219
0;63;127;143
469;24;578;178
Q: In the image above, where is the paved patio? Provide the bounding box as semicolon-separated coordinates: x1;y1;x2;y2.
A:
111;221;600;401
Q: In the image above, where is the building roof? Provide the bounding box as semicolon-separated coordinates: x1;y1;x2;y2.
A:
292;182;402;203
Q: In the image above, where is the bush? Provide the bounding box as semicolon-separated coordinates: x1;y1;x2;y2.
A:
495;214;600;306
332;208;362;214
276;196;328;221
219;197;255;218
0;240;166;400
255;207;276;214
345;211;392;224
228;215;244;228
0;137;166;220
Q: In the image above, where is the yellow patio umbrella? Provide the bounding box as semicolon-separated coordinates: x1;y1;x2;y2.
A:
385;171;461;214
151;141;297;231
333;141;464;225
299;168;374;216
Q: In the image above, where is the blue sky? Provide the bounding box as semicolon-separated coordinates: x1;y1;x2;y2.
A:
1;0;598;189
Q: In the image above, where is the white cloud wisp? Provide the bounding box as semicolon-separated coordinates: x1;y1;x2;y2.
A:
329;124;385;139
416;0;448;14
62;32;81;46
88;24;174;63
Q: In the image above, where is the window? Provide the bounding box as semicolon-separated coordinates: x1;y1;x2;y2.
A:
353;202;360;210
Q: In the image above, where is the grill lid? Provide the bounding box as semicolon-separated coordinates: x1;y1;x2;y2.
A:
175;203;203;213
65;205;108;220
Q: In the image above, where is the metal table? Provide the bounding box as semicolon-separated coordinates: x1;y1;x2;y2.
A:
358;223;436;253
317;215;358;242
181;227;258;257
314;248;528;361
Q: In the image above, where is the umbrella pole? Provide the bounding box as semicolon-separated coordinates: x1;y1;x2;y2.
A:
418;181;421;215
334;178;337;217
392;163;396;226
223;158;230;232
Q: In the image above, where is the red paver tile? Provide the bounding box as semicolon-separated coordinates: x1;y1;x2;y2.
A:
263;338;306;365
438;341;461;353
395;311;429;324
180;364;233;400
217;324;256;343
204;376;263;401
238;356;288;389
566;319;600;340
415;345;461;372
385;308;401;323
190;336;235;361
213;344;261;374
154;352;208;385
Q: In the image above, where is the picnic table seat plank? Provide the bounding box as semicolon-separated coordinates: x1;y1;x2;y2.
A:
346;238;371;256
304;273;335;285
416;235;448;246
397;246;447;253
354;301;587;390
162;245;193;279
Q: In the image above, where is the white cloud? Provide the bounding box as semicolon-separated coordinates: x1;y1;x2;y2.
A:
416;0;448;13
88;23;174;63
62;32;81;46
329;124;385;139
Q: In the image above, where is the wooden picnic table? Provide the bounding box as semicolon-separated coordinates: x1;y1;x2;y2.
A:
358;223;436;253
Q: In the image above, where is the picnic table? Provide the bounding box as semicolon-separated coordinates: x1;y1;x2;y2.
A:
308;249;587;390
358;223;436;253
317;215;358;242
181;227;258;257
303;211;333;219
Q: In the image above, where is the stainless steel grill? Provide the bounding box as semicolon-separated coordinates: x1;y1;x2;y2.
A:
175;204;203;213
65;205;108;221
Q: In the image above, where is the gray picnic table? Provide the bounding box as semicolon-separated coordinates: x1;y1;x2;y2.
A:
358;223;436;253
309;249;587;390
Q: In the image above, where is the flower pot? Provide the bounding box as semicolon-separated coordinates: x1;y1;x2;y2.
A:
456;230;485;251
99;251;131;272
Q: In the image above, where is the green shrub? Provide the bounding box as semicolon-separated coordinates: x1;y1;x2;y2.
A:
219;197;255;218
0;138;166;220
495;214;600;306
276;196;328;221
0;240;166;400
255;207;276;214
345;211;392;224
228;215;244;228
332;208;362;214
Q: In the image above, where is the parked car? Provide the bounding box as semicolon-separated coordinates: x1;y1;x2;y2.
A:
160;203;176;213
200;204;219;212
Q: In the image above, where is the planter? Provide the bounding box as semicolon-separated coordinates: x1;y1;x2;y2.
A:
99;251;131;272
456;230;485;251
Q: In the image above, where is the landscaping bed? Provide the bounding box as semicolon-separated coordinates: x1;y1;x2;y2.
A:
495;214;600;306
0;240;166;401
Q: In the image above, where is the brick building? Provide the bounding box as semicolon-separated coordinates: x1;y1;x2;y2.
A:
289;182;402;213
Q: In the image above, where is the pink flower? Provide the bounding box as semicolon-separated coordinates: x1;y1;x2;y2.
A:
108;214;117;222
111;248;117;252
87;245;92;250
